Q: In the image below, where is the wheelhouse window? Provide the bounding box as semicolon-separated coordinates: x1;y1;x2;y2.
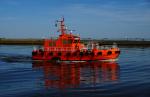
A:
49;42;56;46
63;39;72;44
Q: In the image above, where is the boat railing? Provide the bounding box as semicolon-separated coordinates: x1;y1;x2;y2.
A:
45;47;76;52
99;46;111;50
99;43;118;50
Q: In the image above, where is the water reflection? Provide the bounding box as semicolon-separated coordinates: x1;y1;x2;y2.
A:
32;61;120;89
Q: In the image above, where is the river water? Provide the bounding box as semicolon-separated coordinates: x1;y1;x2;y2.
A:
0;45;150;97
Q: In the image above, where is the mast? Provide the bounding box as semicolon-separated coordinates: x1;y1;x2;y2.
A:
56;17;66;35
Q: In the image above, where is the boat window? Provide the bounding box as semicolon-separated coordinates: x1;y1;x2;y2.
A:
66;52;71;56
115;51;120;54
63;39;72;44
90;52;94;56
97;52;102;56
73;52;77;56
58;52;61;56
39;49;43;52
85;51;89;55
32;51;37;56
73;40;79;43
49;42;56;46
80;52;84;56
49;52;53;56
107;51;112;55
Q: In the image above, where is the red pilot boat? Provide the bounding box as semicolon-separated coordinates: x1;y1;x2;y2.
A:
32;18;120;61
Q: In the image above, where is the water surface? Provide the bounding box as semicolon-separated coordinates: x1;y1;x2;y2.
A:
0;45;150;97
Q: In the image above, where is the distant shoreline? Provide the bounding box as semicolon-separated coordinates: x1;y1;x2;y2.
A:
0;38;43;45
1;38;150;47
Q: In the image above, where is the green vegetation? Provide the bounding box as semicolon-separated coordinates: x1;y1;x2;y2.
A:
0;38;150;46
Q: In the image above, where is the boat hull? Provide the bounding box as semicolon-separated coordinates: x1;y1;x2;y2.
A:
32;49;120;61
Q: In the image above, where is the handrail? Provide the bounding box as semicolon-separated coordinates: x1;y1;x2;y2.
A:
45;47;76;51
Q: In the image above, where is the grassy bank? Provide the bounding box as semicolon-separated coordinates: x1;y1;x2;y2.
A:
0;38;43;45
1;38;150;47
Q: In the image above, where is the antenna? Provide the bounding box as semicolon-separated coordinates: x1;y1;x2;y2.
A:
55;17;66;35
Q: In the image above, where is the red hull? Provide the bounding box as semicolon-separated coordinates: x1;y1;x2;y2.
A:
32;48;120;61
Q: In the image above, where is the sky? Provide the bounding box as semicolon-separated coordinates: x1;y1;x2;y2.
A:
0;0;150;39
